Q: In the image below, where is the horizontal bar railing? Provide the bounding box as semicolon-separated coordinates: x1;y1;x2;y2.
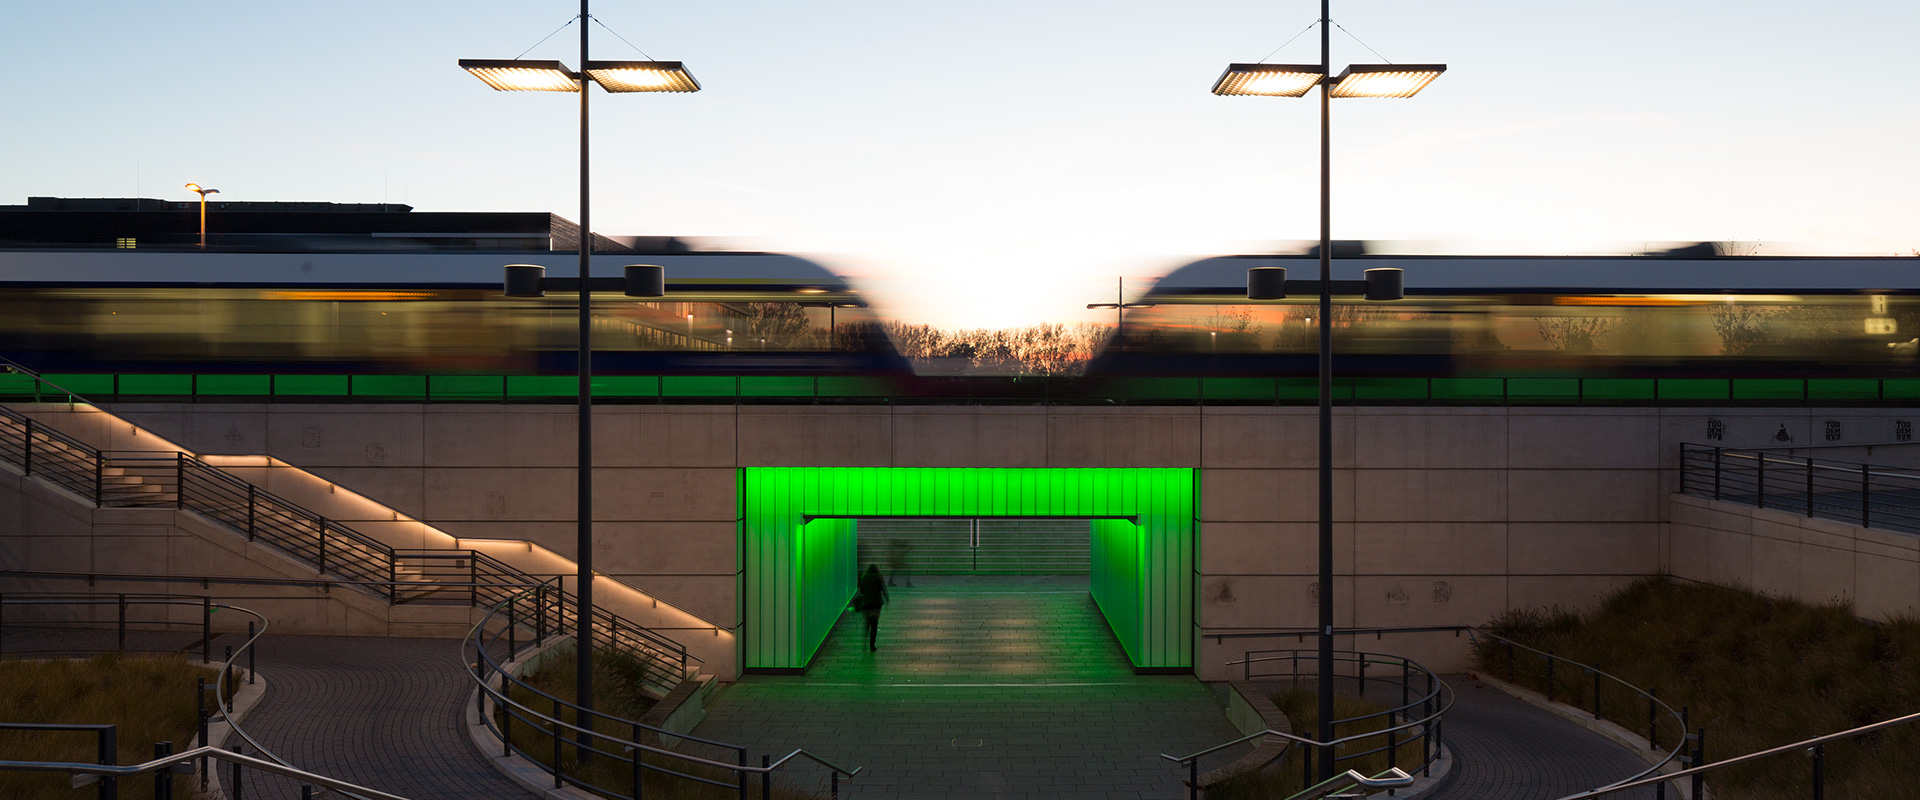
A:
1558;709;1920;800
0;594;383;800
1162;649;1452;798
1680;443;1920;533
1286;767;1415;800
0;358;695;694
466;586;856;800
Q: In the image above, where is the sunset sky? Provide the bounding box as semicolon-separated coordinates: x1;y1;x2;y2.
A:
5;0;1917;326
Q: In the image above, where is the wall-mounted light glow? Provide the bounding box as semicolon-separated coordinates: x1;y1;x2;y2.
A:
1328;64;1446;98
1212;63;1324;97
582;60;700;93
459;59;580;92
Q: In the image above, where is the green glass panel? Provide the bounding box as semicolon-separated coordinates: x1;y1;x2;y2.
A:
662;376;736;398
194;375;270;396
1731;379;1804;401
117;374;193;395
1883;379;1920;400
1507;378;1579;400
273;375;349;396
1352;377;1428;400
1116;377;1200;400
1275;378;1318;401
41;374;115;397
0;373;39;400
506;375;576;398
1200;378;1274;400
1581;379;1656;400
1429;378;1505;401
593;376;660;397
429;375;505;400
740;376;816;398
1659;379;1731;401
351;375;427;399
1807;379;1880;401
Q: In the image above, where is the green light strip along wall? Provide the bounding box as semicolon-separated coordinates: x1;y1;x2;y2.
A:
741;467;1196;671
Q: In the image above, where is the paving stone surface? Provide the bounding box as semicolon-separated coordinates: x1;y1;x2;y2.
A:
223;634;535;800
694;576;1248;799
1428;676;1659;800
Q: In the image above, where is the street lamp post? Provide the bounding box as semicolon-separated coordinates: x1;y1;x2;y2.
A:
1086;277;1156;346
1213;1;1442;781
184;183;220;248
462;5;698;761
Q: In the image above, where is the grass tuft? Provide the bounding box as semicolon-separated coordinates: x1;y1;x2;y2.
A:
0;654;215;800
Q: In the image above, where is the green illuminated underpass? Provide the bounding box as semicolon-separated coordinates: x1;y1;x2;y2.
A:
739;467;1197;672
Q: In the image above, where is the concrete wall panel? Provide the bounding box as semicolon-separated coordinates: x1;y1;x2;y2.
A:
736;409;890;467
891;409;1047;468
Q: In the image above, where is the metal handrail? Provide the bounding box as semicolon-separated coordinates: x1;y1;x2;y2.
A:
0;358;92;405
1680;442;1920;532
1285;767;1415;800
1162;649;1453;797
1556;709;1920;799
0;358;694;683
464;587;860;799
0;746;411;800
1465;627;1688;792
0;594;369;798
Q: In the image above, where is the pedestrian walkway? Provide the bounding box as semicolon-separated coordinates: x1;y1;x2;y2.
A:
221;635;534;800
693;576;1245;799
1428;675;1657;800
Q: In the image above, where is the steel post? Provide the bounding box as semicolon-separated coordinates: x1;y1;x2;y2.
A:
97;724;116;800
1811;743;1824;800
154;741;172;800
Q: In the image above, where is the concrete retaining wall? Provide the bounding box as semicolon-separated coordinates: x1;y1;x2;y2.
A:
1668;492;1920;620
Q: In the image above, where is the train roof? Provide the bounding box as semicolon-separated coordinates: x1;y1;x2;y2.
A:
1150;254;1920;298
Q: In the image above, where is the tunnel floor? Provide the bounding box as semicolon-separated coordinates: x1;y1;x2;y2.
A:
693;576;1243;799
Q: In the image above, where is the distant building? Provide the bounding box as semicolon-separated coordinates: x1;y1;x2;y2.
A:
0;196;689;253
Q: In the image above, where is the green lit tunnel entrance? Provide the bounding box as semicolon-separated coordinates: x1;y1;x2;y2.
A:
740;468;1197;673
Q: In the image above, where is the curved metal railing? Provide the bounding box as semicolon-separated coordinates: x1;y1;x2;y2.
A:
0;593;377;798
1556;708;1920;799
1162;649;1454;798
465;587;861;800
1468;628;1693;796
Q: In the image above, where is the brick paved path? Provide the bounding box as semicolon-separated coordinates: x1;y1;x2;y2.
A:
1429;676;1657;800
694;577;1245;800
225;635;534;800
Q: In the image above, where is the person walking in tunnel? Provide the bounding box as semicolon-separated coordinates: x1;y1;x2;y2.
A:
853;564;889;652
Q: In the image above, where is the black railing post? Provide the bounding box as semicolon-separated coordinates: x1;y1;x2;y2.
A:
388;556;398;603
552;697;564;789
117;593;127;652
247;622;255;684
1712;446;1722;500
1592;665;1602;719
738;748;749;800
1691;727;1706;800
97;724;117;800
1861;463;1871;528
1648;688;1658;750
508;595;517;655
501;675;513;755
175;452;185;510
302;786;315;800
316;518;328;574
472;557;480;607
538;583;548;643
1811;743;1825;800
196;678;209;790
23;417;33;476
229;748;243;800
93;451;103;505
223;645;233;690
1387;711;1398;771
1188;758;1198;800
831;771;839;800
201;597;211;664
761;754;771;800
246;485;256;541
1806;456;1815;517
154;741;172;800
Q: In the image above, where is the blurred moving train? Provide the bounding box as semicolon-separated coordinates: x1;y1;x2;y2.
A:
0;240;1915;391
